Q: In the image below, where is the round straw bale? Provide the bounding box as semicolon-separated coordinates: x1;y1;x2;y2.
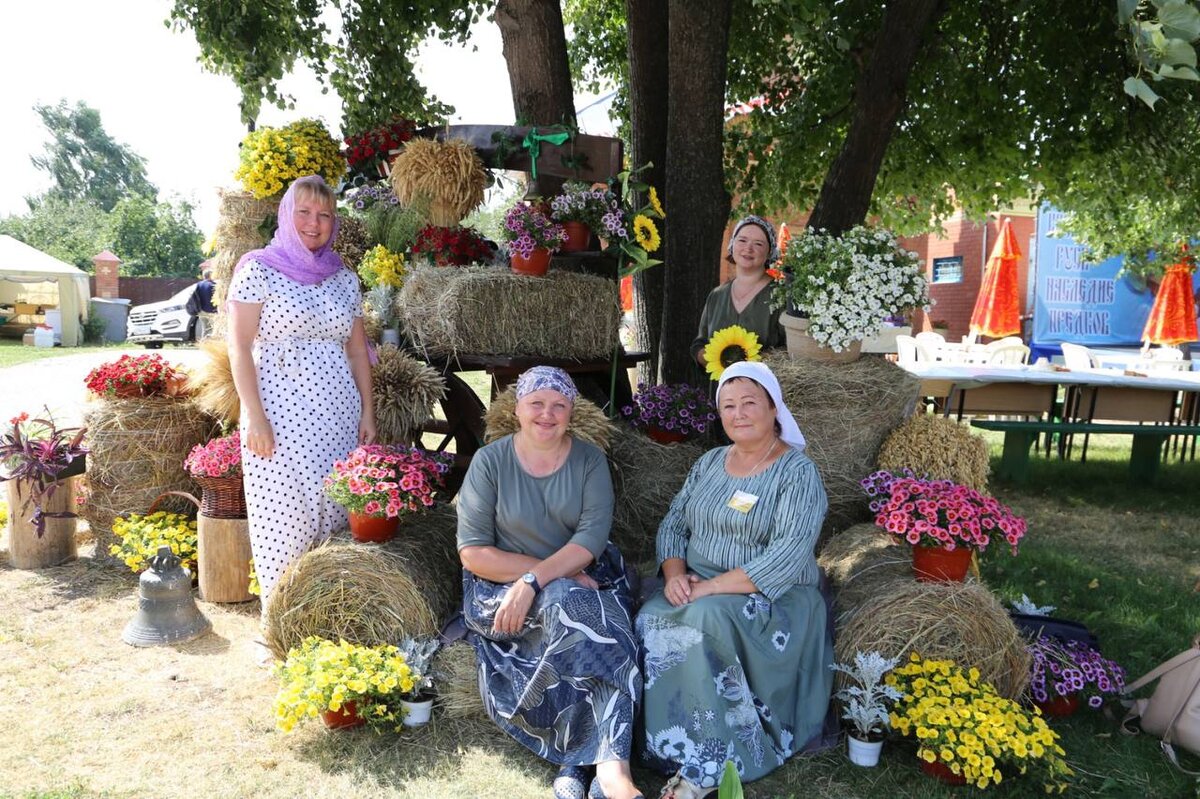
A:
191;338;239;426
835;579;1030;699
484;387;614;451
399;266;621;360
263;503;461;659
371;345;446;444
876;413;991;492
389;138;486;226
818;523;911;607
763;352;920;531
80;397;217;554
433;640;486;719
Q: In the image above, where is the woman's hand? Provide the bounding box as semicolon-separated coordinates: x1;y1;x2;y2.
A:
358;413;377;446
492;581;536;635
569;571;599;590
664;572;694;606
686;575;712;601
243;415;275;458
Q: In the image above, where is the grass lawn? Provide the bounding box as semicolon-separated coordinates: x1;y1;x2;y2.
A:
1;431;1198;798
0;339;139;369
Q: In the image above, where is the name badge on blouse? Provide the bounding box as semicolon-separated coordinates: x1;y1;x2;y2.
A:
727;490;759;513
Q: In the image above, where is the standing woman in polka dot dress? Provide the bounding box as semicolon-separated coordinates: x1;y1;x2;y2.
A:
227;175;376;610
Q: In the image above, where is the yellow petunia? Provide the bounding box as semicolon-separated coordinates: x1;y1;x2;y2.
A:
633;214;661;253
702;325;762;380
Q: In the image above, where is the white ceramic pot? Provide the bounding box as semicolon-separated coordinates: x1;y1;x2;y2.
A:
401;697;434;726
847;735;883;767
778;313;862;364
381;328;401;347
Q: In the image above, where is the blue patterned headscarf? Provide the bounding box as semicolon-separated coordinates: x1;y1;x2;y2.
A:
515;366;579;403
727;215;780;264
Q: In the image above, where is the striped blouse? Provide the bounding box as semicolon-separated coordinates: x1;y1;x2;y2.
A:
656;445;828;600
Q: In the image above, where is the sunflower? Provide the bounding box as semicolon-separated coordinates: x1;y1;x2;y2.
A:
634;214;661;252
648;186;665;218
703;325;762;380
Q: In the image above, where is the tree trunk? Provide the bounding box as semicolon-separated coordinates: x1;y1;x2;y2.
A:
660;0;733;384
495;0;578;198
627;0;670;385
805;0;945;235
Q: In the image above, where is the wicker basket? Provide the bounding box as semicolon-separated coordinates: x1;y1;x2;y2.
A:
192;474;247;519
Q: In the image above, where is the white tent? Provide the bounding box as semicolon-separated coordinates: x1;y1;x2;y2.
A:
0;235;90;347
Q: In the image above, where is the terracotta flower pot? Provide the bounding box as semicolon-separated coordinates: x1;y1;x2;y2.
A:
911;544;973;583
511;247;552;277
920;758;966;785
559;221;593;253
646;426;688;445
779;313;862;364
321;700;366;730
348;512;398;543
1035;692;1080;717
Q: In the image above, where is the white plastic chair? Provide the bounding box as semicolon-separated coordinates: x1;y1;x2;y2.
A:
915;331;946;348
896;335;918;365
1151;346;1184;361
1060;342;1094;370
985;343;1030;365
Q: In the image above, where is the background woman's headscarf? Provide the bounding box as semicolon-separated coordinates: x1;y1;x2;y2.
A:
515;366;579;403
233;175;345;285
727;215;780;264
716;361;806;451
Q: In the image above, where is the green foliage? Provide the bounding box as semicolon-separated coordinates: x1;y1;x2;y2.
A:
0;197;111;271
168;0;490;130
1121;0;1200;109
29;100;156;212
717;760;743;799
81;303;110;344
364;200;428;253
107;196;205;277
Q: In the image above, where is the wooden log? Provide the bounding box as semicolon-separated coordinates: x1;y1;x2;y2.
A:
6;477;78;569
197;514;253;603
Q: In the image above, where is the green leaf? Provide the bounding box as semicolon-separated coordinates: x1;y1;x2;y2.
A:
1123;76;1162;107
717;760;744;799
1161;37;1198;65
1157;63;1200;79
1159;0;1200;40
1118;0;1140;25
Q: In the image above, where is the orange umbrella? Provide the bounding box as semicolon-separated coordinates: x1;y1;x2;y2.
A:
1142;260;1198;345
970;218;1022;338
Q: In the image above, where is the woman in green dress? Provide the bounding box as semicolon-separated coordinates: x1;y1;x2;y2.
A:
690;215;784;366
637;361;833;799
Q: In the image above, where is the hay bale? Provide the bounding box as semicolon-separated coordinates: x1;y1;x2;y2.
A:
877;413;991;492
835;578;1030;700
608;424;704;565
400;265;620;360
211;188;279;311
372;345;446;444
80;397;216;552
191;338;239;426
434;640;486;719
263;503;461;659
763;352;920;531
484;387;614;451
818;523;912;610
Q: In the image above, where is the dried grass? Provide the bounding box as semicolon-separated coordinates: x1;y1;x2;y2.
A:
191;338;240;426
763;352;920;531
818;523;912;610
263;503;461;660
400;266;620;360
333;214;371;271
876;413;991;492
433;640;485;719
389;138;486;226
211;189;278;310
372;345;446;444
483;387;614;451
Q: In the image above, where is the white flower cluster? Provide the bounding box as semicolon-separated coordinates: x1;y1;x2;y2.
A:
772;226;931;352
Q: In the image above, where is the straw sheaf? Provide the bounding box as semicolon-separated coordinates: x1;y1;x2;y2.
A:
399;266;620;360
263;503;461;660
432;640;486;719
332;215;371;271
191;338;240;425
389;138;486;226
79;397;217;548
876;413;991;492
371;345;447;444
483;387;614;451
763;352;920;532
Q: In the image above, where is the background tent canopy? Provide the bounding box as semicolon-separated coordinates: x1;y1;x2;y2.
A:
0;235;90;346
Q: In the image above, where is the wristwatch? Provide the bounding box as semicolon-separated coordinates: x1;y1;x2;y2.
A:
521;572;542;595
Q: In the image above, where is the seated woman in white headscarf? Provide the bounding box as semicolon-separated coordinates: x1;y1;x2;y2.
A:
636;361;833;799
456;365;645;799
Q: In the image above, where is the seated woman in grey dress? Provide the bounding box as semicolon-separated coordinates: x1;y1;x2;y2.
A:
637;361;833;799
457;366;645;799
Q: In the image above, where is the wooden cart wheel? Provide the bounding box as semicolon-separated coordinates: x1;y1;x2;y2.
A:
425;371;487;499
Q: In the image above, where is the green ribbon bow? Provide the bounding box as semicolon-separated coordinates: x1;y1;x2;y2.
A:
521;127;571;180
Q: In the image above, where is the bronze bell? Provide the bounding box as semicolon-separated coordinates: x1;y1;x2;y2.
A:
122;545;212;647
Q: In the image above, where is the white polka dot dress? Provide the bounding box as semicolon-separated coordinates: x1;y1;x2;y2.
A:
227;261;363;608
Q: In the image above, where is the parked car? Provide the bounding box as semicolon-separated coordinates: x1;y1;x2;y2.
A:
126;284;203;348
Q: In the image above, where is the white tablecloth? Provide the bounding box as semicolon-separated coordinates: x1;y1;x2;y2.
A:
900;363;1200;393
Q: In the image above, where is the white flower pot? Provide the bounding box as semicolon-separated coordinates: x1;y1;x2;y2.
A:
381;328;401;347
779;313;862;364
401;697;433;726
847;735;883;767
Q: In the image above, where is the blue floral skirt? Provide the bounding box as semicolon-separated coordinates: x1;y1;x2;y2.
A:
462;542;641;765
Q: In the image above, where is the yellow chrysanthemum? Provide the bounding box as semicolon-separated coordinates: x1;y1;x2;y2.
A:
703;324;762;380
633;214;661;253
648;186;665;218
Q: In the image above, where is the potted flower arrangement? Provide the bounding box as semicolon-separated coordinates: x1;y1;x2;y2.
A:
410;224;495;266
771;225;930;361
861;470;1027;582
549;180;613;252
357;244;407;290
235;118;347;200
273;636;420;732
1027;635;1126;717
0;411;86;566
621;382;718;444
365;284;401;346
110;510;198;575
887;653;1073;791
396;635;439;726
830;650;902;767
84;354;189;399
502;201;567;276
183;434;244;519
324;444;452;543
343;117;417;179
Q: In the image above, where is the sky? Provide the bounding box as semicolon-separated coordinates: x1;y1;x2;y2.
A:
1;1;614;235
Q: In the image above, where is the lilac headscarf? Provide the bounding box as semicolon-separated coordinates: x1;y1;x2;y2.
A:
234;175;345;285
